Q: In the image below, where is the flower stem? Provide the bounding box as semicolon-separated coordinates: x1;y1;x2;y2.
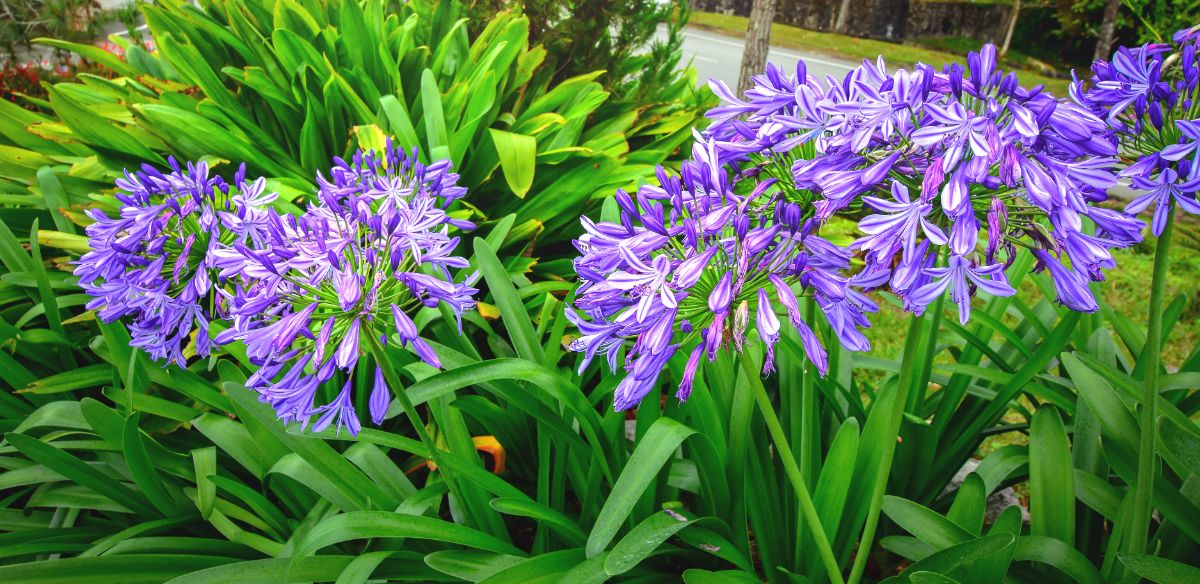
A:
738;350;845;584
847;312;927;584
364;331;461;502
1127;201;1174;558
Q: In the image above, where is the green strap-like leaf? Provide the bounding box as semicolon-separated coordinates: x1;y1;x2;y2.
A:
490;497;587;547
423;550;524;582
605;510;701;576
967;504;1022;584
586;417;697;557
1118;552;1200;584
1158;416;1200;479
0;554;233;584
945;473;985;536
882;495;972;550
34;38;140;77
36;167;74;234
421;69;450;161
477;549;585;584
293;512;526;560
891;534;1015;583
1029;406;1075;546
225;383;395;511
334;551;394;584
392;356;613;482
19;364;112;394
192;447;217;519
123;413;183;516
1012;535;1103;584
909;572;963;584
6;432;160;518
473;238;544;362
489;128;536;199
167;555;447;584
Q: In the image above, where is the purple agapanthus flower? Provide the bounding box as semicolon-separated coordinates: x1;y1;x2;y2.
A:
1078;29;1200;240
857;182;948;264
1126;168;1200;235
568;138;874;411
1160;120;1200;175
75;159;276;366
909;255;1015;324
570;42;1141;412
704;43;1129;315
216;142;476;435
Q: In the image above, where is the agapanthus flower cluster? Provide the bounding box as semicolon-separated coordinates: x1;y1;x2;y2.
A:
215;143;476;435
704;43;1136;317
75;158;276;366
76;140;476;436
1074;25;1200;235
569;139;865;411
570;44;1134;412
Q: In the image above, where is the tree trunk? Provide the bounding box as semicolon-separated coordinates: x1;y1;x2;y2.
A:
1094;0;1122;62
1000;0;1020;57
835;0;854;34
738;0;778;94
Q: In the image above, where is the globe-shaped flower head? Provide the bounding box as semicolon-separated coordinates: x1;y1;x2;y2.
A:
706;44;1135;318
74;158;276;365
1075;26;1200;235
571;44;1137;412
569;137;874;411
218;142;476;435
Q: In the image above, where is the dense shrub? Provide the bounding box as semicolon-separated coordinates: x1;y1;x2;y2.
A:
465;0;693;102
0;0;711;249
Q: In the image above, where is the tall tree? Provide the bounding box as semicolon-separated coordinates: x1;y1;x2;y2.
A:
1000;0;1020;57
1094;0;1122;62
835;0;854;34
738;0;778;93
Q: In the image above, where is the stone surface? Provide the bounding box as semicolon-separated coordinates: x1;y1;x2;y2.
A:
944;458;1030;524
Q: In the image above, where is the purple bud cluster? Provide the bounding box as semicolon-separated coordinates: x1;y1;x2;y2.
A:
569;44;1136;412
77;141;476;435
75;159;277;366
1074;25;1200;235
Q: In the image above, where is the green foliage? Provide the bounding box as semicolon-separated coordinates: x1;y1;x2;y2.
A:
0;0;107;60
5;201;1197;582
2;1;1200;582
0;0;710;248
0;211;730;580
1121;0;1200;44
883;301;1200;582
465;0;694;102
1027;0;1200;63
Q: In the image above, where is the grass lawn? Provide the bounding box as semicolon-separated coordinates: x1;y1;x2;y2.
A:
687;11;1072;95
816;205;1200;370
862;225;1200;369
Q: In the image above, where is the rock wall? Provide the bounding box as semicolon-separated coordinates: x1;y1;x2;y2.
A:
690;0;1013;43
907;1;1012;43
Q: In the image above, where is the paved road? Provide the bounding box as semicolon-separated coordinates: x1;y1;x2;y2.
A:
662;26;857;89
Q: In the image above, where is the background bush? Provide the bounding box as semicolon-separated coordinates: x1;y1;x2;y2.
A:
0;0;711;250
465;0;693;102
